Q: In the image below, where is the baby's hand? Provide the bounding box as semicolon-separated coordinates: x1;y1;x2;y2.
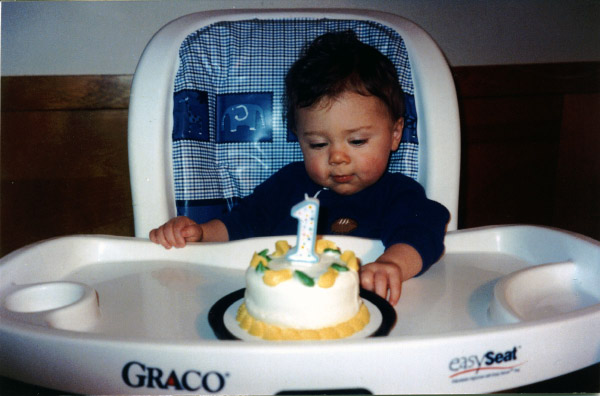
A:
149;216;203;249
360;261;403;306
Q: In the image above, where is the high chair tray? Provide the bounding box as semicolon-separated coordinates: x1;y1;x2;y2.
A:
0;225;598;394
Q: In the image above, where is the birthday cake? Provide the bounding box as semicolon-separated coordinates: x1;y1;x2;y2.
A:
236;238;370;340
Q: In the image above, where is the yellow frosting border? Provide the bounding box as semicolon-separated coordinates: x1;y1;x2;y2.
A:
236;303;370;341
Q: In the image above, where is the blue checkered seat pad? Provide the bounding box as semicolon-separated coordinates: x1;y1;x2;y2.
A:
173;18;418;222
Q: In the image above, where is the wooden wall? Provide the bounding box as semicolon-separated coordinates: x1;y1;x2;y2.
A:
2;63;599;257
1;76;134;256
454;63;600;236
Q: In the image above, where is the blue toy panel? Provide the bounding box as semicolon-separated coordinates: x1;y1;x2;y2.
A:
173;18;418;222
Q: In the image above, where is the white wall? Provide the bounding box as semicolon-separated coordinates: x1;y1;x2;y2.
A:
2;0;599;76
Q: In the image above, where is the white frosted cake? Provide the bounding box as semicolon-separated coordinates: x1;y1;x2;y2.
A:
236;239;370;340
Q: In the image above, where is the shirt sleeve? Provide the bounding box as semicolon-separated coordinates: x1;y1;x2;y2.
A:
379;178;450;276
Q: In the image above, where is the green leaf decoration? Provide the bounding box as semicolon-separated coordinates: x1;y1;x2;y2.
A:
330;263;349;272
294;270;315;287
256;262;270;273
258;249;272;262
324;248;342;254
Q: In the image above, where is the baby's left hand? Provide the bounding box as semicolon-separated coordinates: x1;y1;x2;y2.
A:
360;261;403;306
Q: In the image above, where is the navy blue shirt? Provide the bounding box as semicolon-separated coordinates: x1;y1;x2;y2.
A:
220;162;449;275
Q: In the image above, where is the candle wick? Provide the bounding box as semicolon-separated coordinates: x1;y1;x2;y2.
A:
314;188;328;198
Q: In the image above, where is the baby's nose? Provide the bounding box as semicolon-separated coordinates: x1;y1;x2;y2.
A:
329;146;350;165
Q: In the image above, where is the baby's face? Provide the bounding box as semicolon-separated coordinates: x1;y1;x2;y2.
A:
295;91;403;195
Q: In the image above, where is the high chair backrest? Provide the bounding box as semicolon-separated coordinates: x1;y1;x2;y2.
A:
128;9;460;237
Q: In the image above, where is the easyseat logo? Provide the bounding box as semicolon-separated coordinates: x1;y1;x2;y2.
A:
449;346;526;383
122;361;228;392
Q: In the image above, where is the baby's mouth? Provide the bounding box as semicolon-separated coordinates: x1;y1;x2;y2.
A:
332;174;353;183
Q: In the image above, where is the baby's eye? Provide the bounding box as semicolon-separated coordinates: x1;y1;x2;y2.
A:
350;139;368;146
309;142;328;149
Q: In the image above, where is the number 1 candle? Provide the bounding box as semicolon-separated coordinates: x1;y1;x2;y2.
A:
286;194;320;263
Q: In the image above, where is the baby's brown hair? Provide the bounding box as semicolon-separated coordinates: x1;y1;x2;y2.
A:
285;30;405;131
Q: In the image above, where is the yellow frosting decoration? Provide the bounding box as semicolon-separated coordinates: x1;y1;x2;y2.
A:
340;250;359;271
236;304;371;341
264;325;282;340
317;267;338;288
315;239;337;254
335;323;355;338
249;319;265;337
236;303;370;341
263;269;293;286
281;327;302;340
250;252;269;268
239;313;253;330
271;240;291;258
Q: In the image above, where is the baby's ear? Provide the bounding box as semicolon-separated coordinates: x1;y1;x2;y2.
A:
390;117;404;151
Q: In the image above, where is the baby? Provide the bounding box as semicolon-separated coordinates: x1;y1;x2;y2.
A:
150;30;450;305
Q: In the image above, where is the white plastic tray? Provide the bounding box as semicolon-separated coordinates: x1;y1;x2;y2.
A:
0;225;598;394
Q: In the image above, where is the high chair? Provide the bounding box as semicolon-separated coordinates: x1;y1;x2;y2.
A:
127;8;461;237
0;9;598;395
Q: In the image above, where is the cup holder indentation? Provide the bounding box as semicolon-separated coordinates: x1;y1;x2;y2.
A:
2;282;100;331
4;282;87;313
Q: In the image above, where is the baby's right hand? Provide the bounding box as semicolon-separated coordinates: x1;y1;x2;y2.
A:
149;216;203;249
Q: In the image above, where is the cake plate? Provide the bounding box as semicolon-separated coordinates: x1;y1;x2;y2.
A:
0;225;598;394
209;288;396;341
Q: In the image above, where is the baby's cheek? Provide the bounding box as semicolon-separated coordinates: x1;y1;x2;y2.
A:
360;155;388;178
304;158;328;184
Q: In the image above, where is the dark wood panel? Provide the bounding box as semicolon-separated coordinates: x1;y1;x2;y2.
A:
1;108;133;256
458;94;564;229
462;140;560;228
2;110;129;180
452;62;600;97
459;95;563;143
1;177;134;255
1;75;132;111
455;63;600;238
553;93;600;239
